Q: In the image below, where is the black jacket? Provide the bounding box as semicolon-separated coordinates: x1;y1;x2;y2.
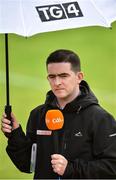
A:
6;80;116;179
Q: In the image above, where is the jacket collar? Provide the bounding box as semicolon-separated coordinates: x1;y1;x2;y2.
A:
45;80;98;112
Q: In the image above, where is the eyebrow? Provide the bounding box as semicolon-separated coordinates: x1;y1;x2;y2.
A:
47;73;69;77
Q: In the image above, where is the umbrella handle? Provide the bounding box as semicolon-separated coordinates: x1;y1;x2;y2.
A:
5;105;12;126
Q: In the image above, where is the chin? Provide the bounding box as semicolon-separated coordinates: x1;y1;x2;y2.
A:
53;90;67;99
55;94;67;99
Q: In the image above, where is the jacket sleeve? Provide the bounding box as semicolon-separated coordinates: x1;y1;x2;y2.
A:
6;110;37;173
63;110;116;179
6;125;32;173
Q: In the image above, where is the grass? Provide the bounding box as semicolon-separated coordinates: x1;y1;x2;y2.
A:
0;21;116;179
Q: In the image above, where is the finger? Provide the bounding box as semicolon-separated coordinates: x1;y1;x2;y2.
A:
1;118;11;125
51;154;61;160
1;127;12;133
1;122;12;133
52;164;56;170
53;167;57;173
3;113;7;118
2;121;12;128
52;165;61;175
52;154;64;159
51;155;64;164
2;122;12;129
2;112;15;122
51;159;57;165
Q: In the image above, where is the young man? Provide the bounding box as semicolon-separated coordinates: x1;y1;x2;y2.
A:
1;49;116;179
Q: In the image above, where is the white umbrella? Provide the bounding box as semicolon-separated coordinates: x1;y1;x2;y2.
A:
0;0;116;36
0;0;116;119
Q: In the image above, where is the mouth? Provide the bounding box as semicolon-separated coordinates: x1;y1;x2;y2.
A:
55;88;64;91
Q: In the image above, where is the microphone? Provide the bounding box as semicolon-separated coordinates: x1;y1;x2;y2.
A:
45;109;64;153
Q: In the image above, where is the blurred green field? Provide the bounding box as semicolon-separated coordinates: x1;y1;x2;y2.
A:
0;22;116;179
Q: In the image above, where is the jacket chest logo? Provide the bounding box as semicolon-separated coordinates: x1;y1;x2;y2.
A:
74;131;83;137
36;130;52;136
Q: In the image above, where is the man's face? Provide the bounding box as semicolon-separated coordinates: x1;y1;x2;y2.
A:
47;62;82;101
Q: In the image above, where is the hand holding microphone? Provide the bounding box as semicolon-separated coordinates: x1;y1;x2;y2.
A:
51;154;68;176
45;110;68;176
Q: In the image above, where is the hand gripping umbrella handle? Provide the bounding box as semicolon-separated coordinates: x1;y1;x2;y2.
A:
5;105;12;137
5;105;12;126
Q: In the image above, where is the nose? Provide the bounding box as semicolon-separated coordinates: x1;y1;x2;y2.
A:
54;76;61;86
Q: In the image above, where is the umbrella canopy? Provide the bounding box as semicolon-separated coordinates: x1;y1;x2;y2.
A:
0;0;116;120
0;0;116;37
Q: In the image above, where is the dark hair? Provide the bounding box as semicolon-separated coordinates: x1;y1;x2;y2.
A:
46;49;81;72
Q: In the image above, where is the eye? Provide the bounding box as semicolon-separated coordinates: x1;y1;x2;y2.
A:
47;75;56;79
59;74;69;78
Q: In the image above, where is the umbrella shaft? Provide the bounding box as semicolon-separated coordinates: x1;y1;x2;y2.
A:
5;33;10;106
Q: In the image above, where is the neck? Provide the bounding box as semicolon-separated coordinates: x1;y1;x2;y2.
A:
57;87;80;109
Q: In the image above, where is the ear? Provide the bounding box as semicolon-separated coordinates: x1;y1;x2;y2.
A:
76;72;84;84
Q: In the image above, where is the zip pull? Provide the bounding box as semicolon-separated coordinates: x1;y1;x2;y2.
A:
76;106;82;114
